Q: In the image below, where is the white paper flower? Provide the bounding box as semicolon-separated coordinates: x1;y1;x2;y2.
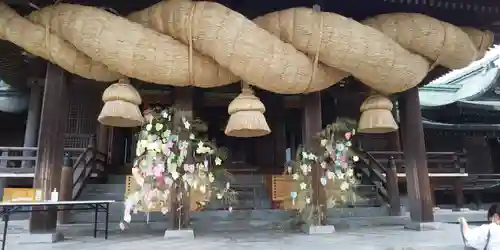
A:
171;171;179;180
300;182;307;190
146;123;152;131
215;157;222;166
183;120;190;130
305;197;311;204
340;181;349;191
301;151;308;159
352;155;359;162
161;110;169;119
326;170;335;180
189;133;195;140
155;123;163;131
300;164;308;173
307;153;317;160
196;141;205;154
346;168;354;177
124;213;132;223
292;173;299;180
148;141;160;152
208;173;215;183
320;161;327;169
136;145;145;157
161;207;169;215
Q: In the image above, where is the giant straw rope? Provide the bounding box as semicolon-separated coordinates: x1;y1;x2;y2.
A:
0;0;486;94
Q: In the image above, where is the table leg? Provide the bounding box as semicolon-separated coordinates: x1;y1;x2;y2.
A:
93;205;98;238
104;204;109;240
2;213;9;250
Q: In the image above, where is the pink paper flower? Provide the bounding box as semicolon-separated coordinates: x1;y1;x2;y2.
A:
344;132;352;140
162;141;174;154
152;165;164;177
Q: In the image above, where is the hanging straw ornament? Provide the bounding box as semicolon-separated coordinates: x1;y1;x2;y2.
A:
98;78;144;127
224;83;271;137
357;93;398;133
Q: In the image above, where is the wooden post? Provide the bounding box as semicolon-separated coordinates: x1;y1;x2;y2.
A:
58;153;73;224
272;95;286;173
170;87;193;230
261;92;286;174
301;92;327;225
96;124;109;155
29;63;68;233
452;154;465;210
429;180;436;207
386;156;401;216
398;87;434;222
22;84;42;168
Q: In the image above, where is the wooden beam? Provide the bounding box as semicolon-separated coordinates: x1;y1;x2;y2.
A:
399;87;434;222
29;63;68;233
301;92;327;224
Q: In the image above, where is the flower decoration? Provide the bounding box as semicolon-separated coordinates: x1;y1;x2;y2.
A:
284;118;360;225
120;107;235;230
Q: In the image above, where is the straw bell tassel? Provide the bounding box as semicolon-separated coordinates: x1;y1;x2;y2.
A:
224;83;271;137
357;93;398;134
98;78;144;127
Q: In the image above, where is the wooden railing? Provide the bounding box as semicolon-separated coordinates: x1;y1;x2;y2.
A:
354;149;400;215
0;147;87;176
69;135;107;200
0;135;107;200
367;151;466;174
356;150;467;212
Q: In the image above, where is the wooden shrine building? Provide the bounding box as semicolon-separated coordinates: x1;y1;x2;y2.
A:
0;0;500;236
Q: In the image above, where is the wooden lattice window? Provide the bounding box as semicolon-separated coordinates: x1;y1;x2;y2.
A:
64;83;101;148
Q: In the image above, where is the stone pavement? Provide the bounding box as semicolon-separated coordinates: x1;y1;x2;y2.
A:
2;220;466;250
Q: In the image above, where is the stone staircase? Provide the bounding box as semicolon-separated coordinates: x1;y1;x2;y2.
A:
70;174;390;226
71;174;272;223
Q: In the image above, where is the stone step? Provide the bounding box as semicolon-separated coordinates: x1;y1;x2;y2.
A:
69;201;389;224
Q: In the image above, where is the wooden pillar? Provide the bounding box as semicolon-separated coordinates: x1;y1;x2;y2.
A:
261;92;286;174
272;96;286;172
453;154;465;209
398;87;434;222
22;84;42;168
29;63;68;233
58;153;73;224
170;87;193;230
96;124;109;154
386;101;401;216
301;92;327;224
386;156;401;216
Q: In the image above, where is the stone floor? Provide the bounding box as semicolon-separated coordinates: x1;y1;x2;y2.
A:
3;220;467;250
